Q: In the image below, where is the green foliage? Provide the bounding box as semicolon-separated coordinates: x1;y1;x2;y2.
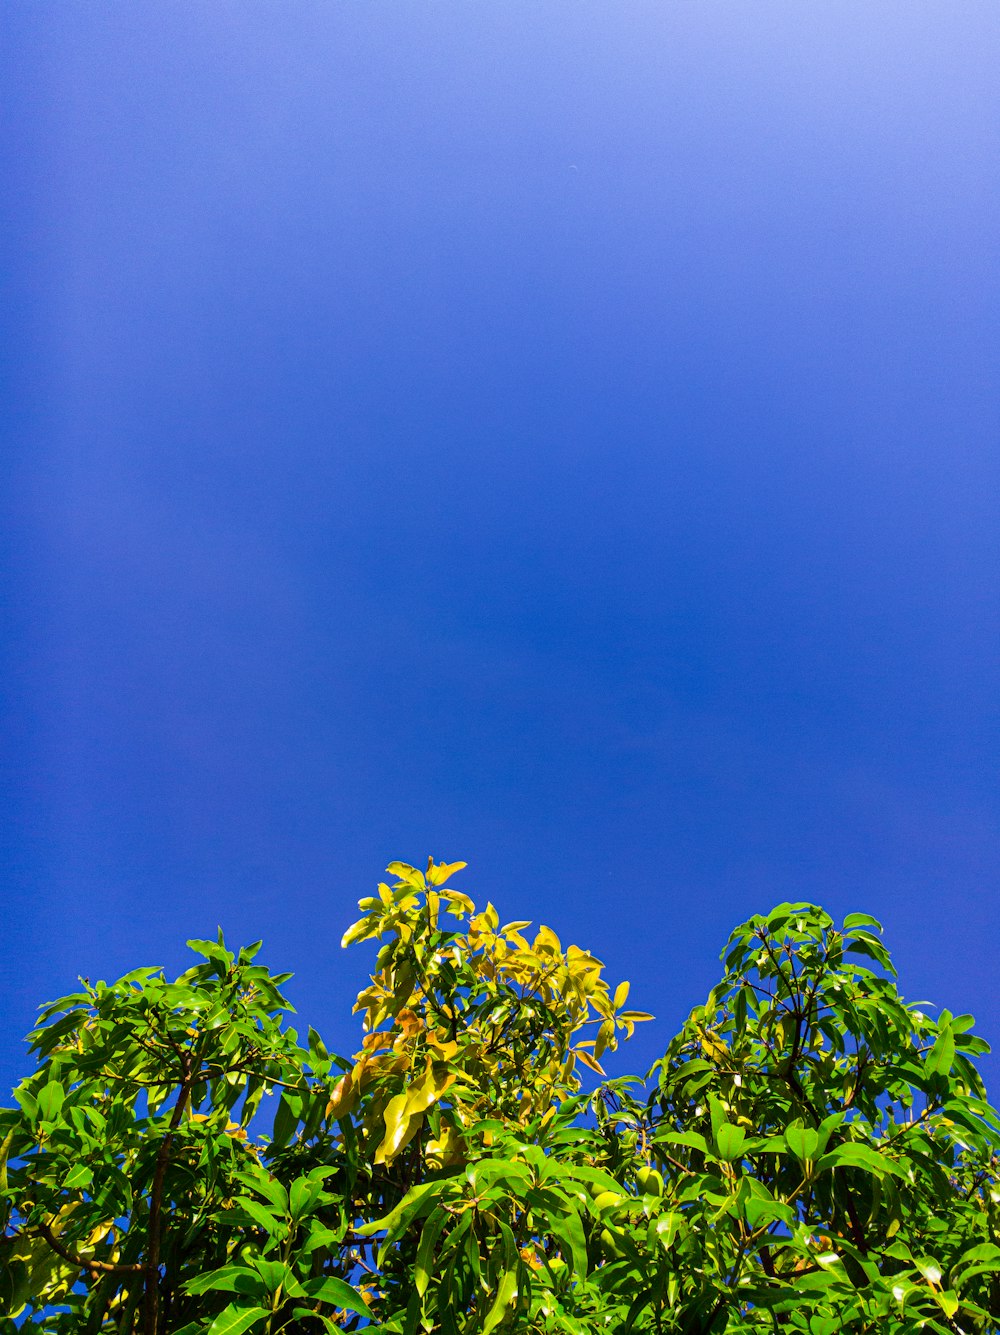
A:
644;904;1000;1331
1;862;998;1333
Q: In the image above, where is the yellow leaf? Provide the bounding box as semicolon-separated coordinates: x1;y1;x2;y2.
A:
386;861;426;889
501;920;532;935
575;1049;606;1076
534;925;562;955
936;1291;959;1319
594;1021;615;1061
361;1032;394;1052
520;1246;543;1270
614;981;630;1010
341;918;375;949
373;1061;455;1164
408;1060;456;1115
349;1056;378;1094
441;889;475;915
503;930;533;952
396;1009;422;1038
700;1031;728;1063
619;1010;654;1023
425;1031;460;1060
426;859;468;886
426;1122;465;1168
568;944;604;968
373;1091;419;1165
324;1068;355;1121
325;1072;358;1122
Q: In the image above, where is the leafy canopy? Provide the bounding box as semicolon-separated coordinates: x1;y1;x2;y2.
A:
1;858;998;1334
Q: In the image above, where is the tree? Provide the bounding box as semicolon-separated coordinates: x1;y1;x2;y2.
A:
1;858;998;1333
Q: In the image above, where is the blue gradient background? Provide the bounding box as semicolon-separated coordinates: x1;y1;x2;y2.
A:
2;3;998;1094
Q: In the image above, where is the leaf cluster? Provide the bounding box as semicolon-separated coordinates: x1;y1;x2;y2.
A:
1;864;997;1335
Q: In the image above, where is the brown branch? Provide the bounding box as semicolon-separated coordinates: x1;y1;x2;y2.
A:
757;1244;788;1326
227;1065;314;1094
842;1192;869;1258
144;1063;194;1335
656;1149;695;1177
759;936;797;1006
36;1221;142;1275
146;1010;191;1065
759;1243;777;1278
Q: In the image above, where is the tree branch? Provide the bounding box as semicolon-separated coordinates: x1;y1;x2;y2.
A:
36;1221;142;1275
144;1061;194;1335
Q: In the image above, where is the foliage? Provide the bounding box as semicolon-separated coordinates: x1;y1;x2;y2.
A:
1;859;998;1333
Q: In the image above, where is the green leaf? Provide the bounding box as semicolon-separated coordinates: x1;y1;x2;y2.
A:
744;1195;794;1230
926;1023;956;1077
914;1256;943;1285
271;1092;298;1150
648;1212;686;1251
236;1172;288;1212
657;1129;710;1155
184;1267;267;1298
357;1180;443;1238
63;1164;93;1190
715;1122;747;1161
36;1081;65;1123
784;1122;819;1164
952;1242;1000;1286
467;1158;531;1191
816;1143;904;1179
300;1275;369;1315
709;1096;727;1147
232;1197;283;1235
843;913;884;933
481;1224;518;1335
554;1202;588;1278
415;1210;449;1298
252;1258;305;1299
204;1305;270;1335
187;939;234;968
288;1173;324;1221
559;1164;623;1196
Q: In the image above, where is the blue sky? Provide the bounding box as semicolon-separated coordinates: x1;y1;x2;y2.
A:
2;2;998;1095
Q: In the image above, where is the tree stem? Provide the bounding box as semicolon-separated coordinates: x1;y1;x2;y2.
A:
144;1064;194;1335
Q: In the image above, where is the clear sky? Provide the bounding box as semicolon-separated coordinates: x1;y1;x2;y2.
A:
2;3;998;1096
